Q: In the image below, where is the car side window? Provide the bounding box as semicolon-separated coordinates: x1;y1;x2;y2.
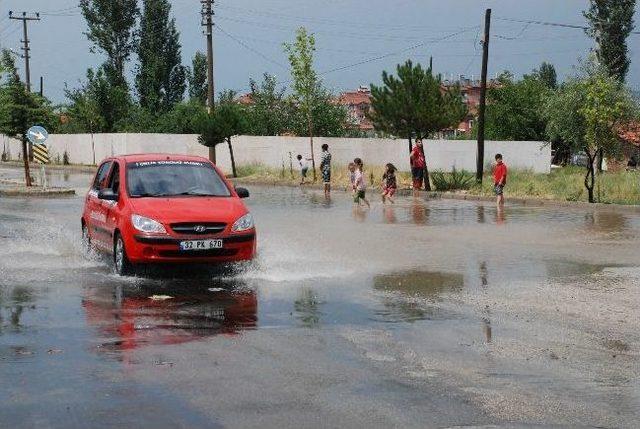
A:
92;161;112;191
106;163;120;195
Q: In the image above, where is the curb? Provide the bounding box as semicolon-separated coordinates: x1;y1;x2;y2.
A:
0;187;76;197
1;161;96;173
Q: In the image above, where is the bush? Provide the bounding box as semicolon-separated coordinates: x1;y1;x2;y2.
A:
62;150;70;165
431;168;474;191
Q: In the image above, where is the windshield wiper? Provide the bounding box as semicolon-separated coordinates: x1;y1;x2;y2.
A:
175;191;217;196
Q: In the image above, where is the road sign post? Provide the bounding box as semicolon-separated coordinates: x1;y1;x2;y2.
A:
27;126;49;190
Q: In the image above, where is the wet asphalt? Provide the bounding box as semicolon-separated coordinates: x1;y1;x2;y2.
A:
0;166;639;428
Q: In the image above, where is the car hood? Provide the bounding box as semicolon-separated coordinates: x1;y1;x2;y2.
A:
129;197;248;224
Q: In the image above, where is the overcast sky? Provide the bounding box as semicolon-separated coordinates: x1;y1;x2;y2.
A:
1;0;639;103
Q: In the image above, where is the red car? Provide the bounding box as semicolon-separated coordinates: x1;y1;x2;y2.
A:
82;154;256;275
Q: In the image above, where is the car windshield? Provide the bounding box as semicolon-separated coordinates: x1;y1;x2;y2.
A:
126;160;231;198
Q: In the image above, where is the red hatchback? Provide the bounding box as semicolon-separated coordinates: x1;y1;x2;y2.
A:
82;154;256;275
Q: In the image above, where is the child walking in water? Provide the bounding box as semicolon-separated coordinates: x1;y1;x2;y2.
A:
352;158;370;208
381;163;397;204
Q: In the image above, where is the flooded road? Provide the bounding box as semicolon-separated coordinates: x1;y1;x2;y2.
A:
1;167;639;428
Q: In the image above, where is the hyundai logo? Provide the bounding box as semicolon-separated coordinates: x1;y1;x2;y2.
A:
194;225;207;233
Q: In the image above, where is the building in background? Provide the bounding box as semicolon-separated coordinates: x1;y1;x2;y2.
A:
336;86;374;134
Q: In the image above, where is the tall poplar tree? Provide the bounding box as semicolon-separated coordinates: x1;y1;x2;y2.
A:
188;52;208;105
584;0;636;81
136;0;186;112
80;0;139;87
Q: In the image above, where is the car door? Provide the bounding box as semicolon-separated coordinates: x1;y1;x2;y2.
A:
86;161;112;250
102;161;122;247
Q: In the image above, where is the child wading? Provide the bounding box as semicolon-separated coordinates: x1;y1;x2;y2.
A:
352;158;370;208
493;154;507;206
297;154;310;185
381;163;397;204
320;144;332;197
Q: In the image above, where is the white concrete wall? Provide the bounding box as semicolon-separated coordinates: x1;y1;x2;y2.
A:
1;134;551;174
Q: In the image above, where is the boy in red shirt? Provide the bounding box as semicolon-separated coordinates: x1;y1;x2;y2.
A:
410;139;426;196
493;154;507;206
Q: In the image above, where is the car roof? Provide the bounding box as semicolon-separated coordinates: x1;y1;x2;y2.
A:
110;153;211;164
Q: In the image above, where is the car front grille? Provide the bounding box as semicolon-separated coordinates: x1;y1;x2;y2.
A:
170;222;227;235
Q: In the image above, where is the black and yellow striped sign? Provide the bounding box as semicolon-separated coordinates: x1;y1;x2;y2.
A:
33;144;50;164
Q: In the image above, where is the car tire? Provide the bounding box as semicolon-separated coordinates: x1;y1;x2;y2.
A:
81;223;91;254
113;233;134;276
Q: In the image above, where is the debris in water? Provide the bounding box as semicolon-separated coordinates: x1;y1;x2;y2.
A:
208;288;224;292
154;360;174;367
47;349;64;355
149;295;173;301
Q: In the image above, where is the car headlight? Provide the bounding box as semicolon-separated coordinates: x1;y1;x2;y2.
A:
131;214;167;234
231;213;254;232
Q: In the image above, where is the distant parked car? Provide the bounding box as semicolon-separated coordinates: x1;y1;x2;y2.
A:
570;152;589;167
81;154;256;275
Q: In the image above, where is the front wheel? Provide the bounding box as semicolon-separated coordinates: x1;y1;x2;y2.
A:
113;234;134;276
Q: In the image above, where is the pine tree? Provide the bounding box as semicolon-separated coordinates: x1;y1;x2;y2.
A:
584;0;636;81
136;0;186;112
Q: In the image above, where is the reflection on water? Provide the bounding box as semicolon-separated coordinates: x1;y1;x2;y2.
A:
294;287;323;328
383;206;397;224
83;280;257;356
373;271;464;322
0;285;36;333
410;201;428;225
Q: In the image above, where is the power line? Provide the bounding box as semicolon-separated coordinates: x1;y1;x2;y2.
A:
317;27;479;76
215;25;288;70
496;16;640;35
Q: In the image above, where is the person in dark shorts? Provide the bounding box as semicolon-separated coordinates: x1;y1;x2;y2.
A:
320;144;332;197
493;153;508;206
410;139;426;196
297;154;310;185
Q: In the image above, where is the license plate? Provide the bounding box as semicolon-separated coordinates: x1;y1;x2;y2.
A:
179;239;223;251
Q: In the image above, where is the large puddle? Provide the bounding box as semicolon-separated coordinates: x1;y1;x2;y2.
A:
1;177;639;428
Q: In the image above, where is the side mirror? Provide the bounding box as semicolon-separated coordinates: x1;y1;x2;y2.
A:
98;189;119;201
236;187;250;199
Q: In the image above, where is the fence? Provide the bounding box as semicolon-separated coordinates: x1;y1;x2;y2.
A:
1;134;551;174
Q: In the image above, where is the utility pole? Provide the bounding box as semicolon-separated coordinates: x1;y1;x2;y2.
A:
39;76;43;97
9;11;40;163
200;0;216;162
9;11;40;93
475;8;491;183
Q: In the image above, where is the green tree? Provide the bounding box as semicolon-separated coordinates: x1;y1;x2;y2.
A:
369;60;467;189
0;50;55;186
244;73;291;136
195;91;248;176
61;82;106;165
485;72;551;141
80;0;139;87
188;52;208;105
136;0;186;112
584;0;636;82
545;61;636;203
154;100;207;134
64;67;131;133
531;62;558;89
284;27;320;181
288;88;348;138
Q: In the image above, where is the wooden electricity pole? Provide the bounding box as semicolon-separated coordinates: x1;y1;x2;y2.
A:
201;0;216;162
475;8;491;183
9;11;40;93
9;11;40;164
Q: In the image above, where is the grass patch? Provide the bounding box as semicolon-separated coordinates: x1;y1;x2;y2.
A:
233;162;640;205
469;166;640;205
